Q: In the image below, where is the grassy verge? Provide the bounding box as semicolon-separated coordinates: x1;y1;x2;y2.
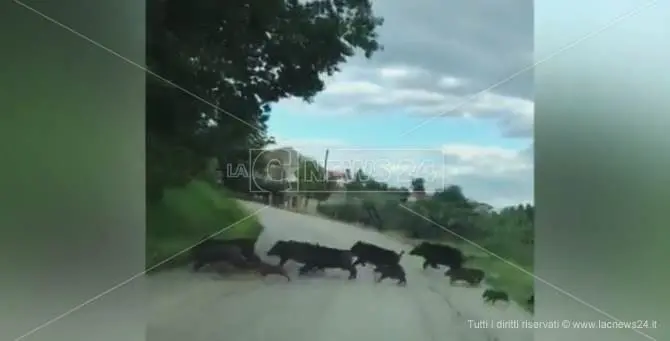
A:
146;180;264;272
385;230;534;312
467;252;534;312
443;240;533;312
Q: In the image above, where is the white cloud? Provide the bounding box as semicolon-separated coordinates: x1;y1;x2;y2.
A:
264;0;534;207
378;65;425;80
378;67;411;79
441;143;532;176
437;76;464;89
272;0;533;138
324;81;384;96
272;137;347;149
275;64;534;137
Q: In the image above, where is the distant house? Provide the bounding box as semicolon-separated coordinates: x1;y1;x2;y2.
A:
328;170;348;189
259;147;301;179
258;147;316;208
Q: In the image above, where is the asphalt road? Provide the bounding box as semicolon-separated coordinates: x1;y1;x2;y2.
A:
148;201;533;341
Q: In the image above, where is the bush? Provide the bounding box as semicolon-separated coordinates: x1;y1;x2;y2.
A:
439;239;534;311
146;133;202;203
146;180;264;272
317;199;366;224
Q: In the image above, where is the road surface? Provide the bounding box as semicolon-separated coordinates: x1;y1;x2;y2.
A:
148;201;533;341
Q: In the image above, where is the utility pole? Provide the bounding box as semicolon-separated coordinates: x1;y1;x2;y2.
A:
319;149;329;208
323;149;329;177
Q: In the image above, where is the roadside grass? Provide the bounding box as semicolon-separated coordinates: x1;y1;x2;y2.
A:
461;246;534;313
384;230;534;313
146;180;264;273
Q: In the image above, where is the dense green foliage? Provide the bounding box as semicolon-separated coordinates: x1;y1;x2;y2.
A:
145;0;384;269
147;0;384;202
146;180;264;271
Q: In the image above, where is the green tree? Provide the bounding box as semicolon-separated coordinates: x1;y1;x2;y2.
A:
433;185;472;209
365;179;388;191
147;0;384;200
410;177;425;193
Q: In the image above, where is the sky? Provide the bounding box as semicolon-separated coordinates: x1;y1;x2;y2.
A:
266;0;534;209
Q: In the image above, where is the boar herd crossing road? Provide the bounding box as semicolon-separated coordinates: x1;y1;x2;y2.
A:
148;201;533;341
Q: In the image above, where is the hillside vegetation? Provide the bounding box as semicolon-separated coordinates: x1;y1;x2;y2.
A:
146;180;264;271
315;170;535;311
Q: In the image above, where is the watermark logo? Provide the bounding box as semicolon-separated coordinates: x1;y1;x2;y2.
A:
467;319;658;330
247;148;297;193
326;148;445;193
218;148;449;194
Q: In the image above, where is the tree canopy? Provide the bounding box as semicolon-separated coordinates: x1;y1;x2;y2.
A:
410;177;426;193
147;0;384;201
